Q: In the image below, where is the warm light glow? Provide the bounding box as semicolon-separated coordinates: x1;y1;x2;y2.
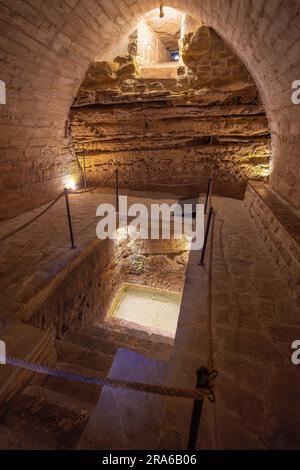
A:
183;233;193;249
115;226;129;242
145;7;183;23
260;166;271;178
108;283;182;337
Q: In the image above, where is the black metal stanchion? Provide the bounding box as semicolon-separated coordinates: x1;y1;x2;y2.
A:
115;169;119;212
199;207;214;266
187;367;210;450
64;188;76;249
204;178;212;215
82;144;87;192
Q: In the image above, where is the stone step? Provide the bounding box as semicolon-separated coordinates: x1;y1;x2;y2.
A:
0;322;55;418
64;325;172;361
0;423;42;450
140;64;178;80
63;330;118;356
108;316;175;339
82;317;174;346
1;385;90;450
23;385;93;415
43;362;102;408
78;348;169;450
54;339;114;374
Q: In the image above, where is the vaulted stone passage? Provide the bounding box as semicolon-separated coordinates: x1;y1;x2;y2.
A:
69;16;270;199
0;0;300;218
0;0;300;453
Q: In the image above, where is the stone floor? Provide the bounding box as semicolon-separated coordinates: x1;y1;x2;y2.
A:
0;318;173;450
0;188;181;326
163;196;300;449
0;188;299;449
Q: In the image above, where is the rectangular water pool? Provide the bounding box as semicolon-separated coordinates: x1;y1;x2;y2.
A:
108;283;182;337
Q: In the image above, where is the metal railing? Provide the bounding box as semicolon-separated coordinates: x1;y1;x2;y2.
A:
115;168;119;212
187;367;211;450
199;206;214;266
204;178;212;215
5;354;216;451
64;188;76;249
0;169;120;250
1;172;216;450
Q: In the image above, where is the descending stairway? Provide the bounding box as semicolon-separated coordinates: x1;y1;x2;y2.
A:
0;319;173;450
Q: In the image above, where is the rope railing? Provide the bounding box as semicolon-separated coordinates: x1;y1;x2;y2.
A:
0;191;64;243
70;187;97;195
141;179;211;187
1;172;217;450
0;182;101;247
6;355;217;402
0;171;214;251
188;193;216;449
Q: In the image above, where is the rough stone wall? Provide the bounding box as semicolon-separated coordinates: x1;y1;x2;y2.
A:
245;182;300;304
0;1;299;218
180;14;202;39
162;196;300;450
181;25;252;87
70;47;270;199
28;236;188;338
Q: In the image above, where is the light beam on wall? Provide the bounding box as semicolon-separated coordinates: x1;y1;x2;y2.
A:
64;176;77;191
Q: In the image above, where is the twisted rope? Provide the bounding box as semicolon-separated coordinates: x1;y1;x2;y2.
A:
6;356;215;401
0;192;64;243
70;187;97;194
145;179;211;187
207;209;216;372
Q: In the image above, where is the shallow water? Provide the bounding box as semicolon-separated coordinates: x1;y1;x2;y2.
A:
111;284;182;337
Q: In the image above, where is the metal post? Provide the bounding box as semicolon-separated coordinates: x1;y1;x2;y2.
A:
64;188;76;249
204;178;212;215
187;367;210;450
199;207;214;266
82;144;87;192
115;169;119;212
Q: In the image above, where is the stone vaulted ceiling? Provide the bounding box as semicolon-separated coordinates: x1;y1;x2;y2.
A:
0;0;300;218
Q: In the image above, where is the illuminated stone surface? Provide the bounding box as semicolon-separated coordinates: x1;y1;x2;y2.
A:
109;284;181;337
0;0;300;451
78;348;168;450
0;0;299;217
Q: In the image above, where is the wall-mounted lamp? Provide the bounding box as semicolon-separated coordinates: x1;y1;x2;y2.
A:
64;176;77;191
159;2;164;18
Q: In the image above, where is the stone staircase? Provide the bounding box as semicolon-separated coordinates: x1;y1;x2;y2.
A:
0;319;173;450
